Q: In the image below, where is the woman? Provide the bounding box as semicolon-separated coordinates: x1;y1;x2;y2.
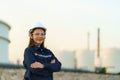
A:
23;22;61;80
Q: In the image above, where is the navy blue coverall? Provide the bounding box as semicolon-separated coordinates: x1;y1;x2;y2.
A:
23;45;61;80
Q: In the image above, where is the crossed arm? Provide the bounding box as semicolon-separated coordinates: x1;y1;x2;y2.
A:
30;59;55;68
23;48;61;73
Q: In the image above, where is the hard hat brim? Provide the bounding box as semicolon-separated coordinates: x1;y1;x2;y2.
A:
29;27;46;34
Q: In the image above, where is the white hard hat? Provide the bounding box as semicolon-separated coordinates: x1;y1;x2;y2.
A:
29;22;47;33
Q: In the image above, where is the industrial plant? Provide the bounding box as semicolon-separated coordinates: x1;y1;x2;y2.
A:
0;20;120;74
57;28;120;74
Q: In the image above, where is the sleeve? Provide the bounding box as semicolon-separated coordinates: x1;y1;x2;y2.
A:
23;48;36;69
23;48;52;76
43;50;62;72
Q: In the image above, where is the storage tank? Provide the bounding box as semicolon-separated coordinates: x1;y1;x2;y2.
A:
0;21;11;63
76;49;95;71
58;50;75;69
100;48;120;73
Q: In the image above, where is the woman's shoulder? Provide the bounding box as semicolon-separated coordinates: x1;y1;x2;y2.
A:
24;46;34;52
44;48;53;53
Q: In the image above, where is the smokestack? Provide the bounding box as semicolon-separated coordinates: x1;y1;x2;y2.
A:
97;28;100;58
96;28;102;68
87;32;90;50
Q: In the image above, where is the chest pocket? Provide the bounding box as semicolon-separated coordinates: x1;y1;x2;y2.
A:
33;52;53;63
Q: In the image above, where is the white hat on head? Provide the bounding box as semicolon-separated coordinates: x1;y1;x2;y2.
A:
29;22;47;33
32;22;46;30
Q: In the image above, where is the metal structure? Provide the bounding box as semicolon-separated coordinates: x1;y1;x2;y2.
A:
100;48;120;73
58;50;76;69
0;21;11;63
76;50;95;71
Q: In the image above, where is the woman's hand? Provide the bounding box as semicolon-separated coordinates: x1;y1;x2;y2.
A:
30;59;55;69
50;59;55;64
30;62;44;68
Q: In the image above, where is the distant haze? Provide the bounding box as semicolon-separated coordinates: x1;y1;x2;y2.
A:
0;0;120;63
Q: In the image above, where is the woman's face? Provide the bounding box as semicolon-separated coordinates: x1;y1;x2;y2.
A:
31;28;45;45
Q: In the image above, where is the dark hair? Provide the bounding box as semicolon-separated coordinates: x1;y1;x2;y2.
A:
28;28;46;48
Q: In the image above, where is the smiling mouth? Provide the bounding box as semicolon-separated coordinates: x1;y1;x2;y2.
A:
37;39;43;41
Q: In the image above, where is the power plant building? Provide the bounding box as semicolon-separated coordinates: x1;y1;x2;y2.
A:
76;49;95;71
58;50;76;69
100;48;120;73
0;21;11;63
